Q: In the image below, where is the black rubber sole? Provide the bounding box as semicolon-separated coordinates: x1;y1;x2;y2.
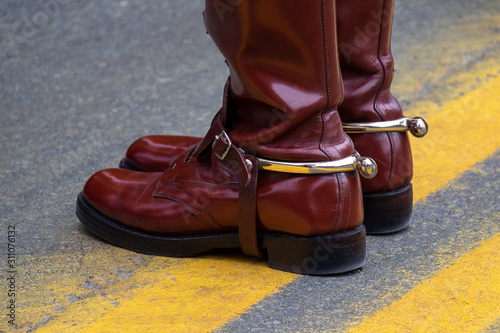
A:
363;183;413;234
119;158;146;172
76;193;366;275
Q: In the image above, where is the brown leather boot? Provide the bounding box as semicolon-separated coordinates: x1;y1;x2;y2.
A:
336;0;427;233
118;0;427;235
77;0;376;275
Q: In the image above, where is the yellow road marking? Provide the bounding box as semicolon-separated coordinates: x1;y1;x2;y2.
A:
410;68;500;202
32;253;295;332
348;233;500;333
393;13;500;108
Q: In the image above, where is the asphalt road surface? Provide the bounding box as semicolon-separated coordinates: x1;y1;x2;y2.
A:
1;0;499;332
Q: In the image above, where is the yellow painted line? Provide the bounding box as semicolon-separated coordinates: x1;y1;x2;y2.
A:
349;233;500;333
32;253;295;332
410;68;500;202
392;13;500;108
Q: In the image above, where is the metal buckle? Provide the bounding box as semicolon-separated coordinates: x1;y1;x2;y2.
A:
256;152;378;179
343;117;428;138
213;131;232;160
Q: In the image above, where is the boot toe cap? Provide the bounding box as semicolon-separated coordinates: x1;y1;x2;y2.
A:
82;169;157;222
125;135;201;172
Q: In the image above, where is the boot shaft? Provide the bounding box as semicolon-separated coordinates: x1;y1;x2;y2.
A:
337;0;402;122
204;0;353;162
337;0;413;192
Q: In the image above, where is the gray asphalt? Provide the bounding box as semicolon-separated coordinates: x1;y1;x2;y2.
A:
1;0;225;258
1;0;499;332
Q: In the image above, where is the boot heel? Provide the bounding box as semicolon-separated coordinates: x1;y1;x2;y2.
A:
261;226;366;275
363;183;413;234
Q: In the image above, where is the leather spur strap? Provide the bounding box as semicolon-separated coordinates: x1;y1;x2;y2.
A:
212;129;263;258
237;154;262;258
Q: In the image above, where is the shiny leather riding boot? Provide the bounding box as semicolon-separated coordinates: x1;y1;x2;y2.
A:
336;0;427;233
77;0;376;275
118;0;427;234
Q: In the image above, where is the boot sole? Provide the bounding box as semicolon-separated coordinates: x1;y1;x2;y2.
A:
119;158;147;172
76;192;366;275
362;183;413;234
